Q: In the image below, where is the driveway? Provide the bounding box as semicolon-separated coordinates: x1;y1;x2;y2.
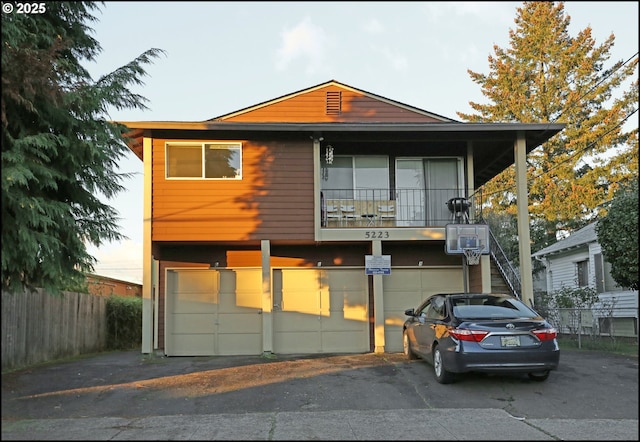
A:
2;348;638;440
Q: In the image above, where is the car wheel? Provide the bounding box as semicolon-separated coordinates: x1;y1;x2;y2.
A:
433;345;454;384
403;331;418;360
528;370;550;381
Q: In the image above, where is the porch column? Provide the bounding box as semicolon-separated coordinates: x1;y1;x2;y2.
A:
467;140;492;293
141;137;153;354
372;240;385;353
261;240;274;354
514;132;535;306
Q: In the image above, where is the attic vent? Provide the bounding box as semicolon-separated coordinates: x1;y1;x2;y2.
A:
326;91;342;115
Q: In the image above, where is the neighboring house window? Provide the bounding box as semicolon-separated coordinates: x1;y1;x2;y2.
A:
166;142;242;179
577;259;589;287
594;253;622;292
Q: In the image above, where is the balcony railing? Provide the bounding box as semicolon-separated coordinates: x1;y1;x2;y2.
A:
320;188;472;228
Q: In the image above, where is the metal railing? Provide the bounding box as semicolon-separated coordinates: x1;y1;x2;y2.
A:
320;188;525;299
320;188;471;228
470;190;522;298
487;227;522;297
470;195;522;297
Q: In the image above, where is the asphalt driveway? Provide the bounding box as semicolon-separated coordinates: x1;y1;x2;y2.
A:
2;348;638;440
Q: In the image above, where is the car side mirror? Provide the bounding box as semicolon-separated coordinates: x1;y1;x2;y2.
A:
404;308;415;316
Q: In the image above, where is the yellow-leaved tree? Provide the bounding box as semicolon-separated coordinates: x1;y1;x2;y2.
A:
458;1;638;254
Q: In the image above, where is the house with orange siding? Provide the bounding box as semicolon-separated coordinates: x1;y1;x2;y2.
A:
121;80;564;357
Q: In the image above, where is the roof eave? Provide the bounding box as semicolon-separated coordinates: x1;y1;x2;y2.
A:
119;121;565;133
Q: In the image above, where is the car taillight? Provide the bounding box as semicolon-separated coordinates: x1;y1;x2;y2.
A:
449;328;489;342
532;328;557;341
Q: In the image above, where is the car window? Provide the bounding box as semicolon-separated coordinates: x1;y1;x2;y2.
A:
453;297;537;319
423;297;445;320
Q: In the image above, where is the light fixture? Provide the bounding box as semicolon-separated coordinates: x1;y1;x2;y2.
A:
325;145;334;164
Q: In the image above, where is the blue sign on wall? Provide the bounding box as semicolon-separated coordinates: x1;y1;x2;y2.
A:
366;267;391;275
365;255;391;275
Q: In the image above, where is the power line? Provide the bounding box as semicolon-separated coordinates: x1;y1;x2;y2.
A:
476;49;639;200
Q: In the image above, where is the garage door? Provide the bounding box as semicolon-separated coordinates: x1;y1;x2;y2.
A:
273;268;369;354
165;268;263;356
383;268;463;352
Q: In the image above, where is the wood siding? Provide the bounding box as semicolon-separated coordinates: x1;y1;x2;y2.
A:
469;264;483;293
540;241;638;320
152;139;314;241
546;250;590;292
221;85;442;123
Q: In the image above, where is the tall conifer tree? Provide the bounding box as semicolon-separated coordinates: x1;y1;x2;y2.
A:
1;2;164;293
458;1;638;250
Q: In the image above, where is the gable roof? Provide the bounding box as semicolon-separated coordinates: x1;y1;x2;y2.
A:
211;80;456;123
532;223;598;258
120;79;565;188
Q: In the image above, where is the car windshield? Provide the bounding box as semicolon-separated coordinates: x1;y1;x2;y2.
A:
452;297;538;319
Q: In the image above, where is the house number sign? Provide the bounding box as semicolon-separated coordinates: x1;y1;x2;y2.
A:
364;231;390;239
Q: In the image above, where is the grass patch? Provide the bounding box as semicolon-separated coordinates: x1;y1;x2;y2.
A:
557;336;639;357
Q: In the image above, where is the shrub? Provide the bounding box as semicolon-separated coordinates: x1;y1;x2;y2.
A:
548;285;600;308
106;295;142;350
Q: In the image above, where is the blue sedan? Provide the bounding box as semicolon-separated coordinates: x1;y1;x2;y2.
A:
402;293;560;384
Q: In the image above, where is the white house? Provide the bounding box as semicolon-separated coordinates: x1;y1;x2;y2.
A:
532;222;638;338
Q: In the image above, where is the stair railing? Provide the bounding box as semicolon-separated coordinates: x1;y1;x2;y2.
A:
470;192;521;298
487;228;521;298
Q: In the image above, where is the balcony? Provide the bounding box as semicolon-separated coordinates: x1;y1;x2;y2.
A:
320;188;478;229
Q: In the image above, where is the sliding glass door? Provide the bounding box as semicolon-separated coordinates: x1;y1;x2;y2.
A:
396;158;462;226
321;156;389;200
321;155;463;227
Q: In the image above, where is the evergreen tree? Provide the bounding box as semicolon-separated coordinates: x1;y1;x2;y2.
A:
596;180;639;290
1;2;164;294
459;1;638;252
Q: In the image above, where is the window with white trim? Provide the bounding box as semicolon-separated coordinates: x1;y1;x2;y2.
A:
166;142;242;179
577;259;589;287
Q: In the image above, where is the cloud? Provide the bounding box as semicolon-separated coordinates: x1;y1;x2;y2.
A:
423;1;517;27
276;17;328;74
378;46;409;71
362;18;385;34
367;44;409;72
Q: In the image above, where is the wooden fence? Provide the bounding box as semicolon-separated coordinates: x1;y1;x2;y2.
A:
1;289;108;372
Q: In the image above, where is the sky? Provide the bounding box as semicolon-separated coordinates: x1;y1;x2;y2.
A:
83;1;639;284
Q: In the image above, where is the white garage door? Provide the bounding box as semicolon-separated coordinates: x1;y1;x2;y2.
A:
273;268;370;354
165;268;263;356
383;268;463;352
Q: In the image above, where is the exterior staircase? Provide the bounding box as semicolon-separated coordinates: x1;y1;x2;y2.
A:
486;225;522;298
490;259;514;295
